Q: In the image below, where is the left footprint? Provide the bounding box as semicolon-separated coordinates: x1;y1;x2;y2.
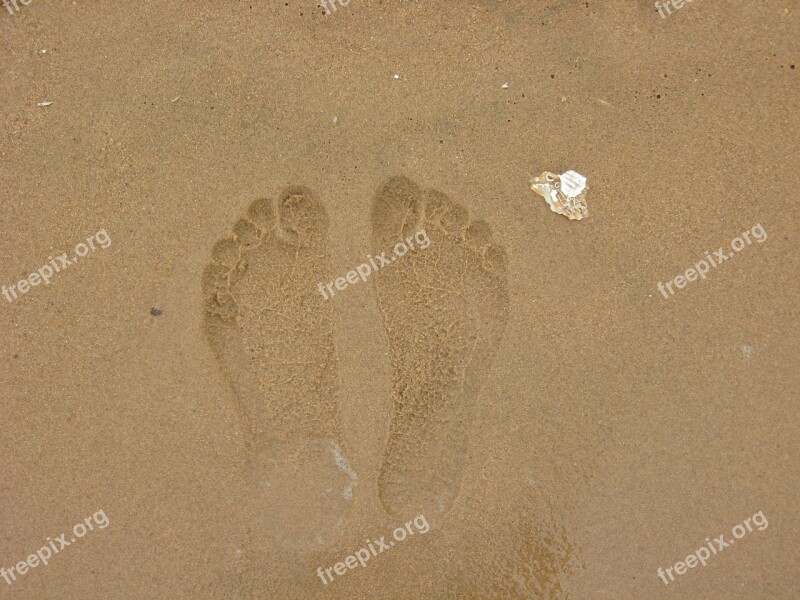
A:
202;186;355;551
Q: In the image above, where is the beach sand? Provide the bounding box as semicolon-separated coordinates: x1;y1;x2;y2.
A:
1;1;798;598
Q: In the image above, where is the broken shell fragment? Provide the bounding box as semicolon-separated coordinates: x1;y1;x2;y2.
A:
530;170;589;220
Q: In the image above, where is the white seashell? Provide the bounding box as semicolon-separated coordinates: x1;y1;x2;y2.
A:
529;169;589;221
559;170;587;198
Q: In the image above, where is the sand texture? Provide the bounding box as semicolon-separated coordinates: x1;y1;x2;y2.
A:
1;1;798;599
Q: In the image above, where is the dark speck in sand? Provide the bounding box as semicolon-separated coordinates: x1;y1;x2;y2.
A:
150;308;163;317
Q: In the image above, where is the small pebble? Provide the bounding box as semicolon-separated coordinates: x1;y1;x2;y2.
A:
150;308;163;317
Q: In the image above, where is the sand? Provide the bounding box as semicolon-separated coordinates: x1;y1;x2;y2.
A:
1;1;798;598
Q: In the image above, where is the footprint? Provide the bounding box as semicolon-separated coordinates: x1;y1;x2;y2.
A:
371;176;510;519
202;187;356;551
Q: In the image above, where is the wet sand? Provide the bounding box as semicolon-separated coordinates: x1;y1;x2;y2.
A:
1;1;798;598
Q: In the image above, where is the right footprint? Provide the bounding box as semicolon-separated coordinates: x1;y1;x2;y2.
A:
372;176;510;520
